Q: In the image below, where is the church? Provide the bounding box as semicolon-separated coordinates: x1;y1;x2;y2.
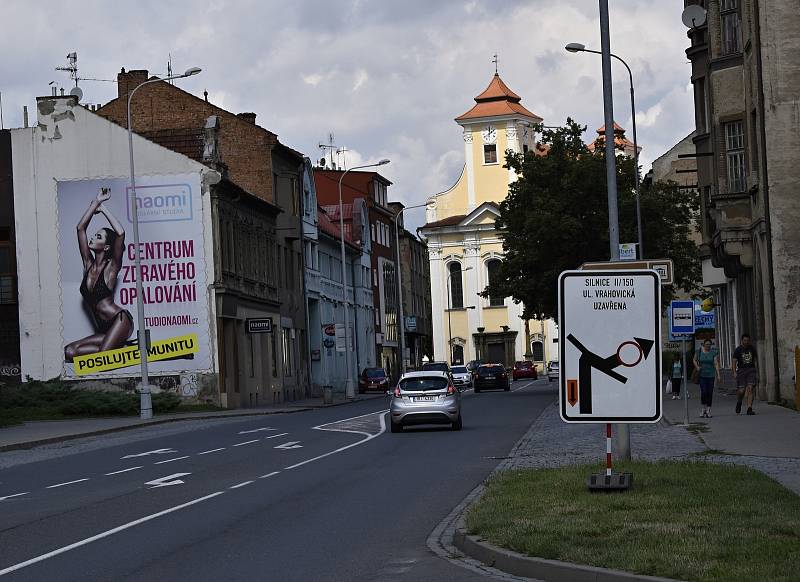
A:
419;72;558;370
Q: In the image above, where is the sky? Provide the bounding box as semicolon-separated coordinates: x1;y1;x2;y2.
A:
0;0;695;231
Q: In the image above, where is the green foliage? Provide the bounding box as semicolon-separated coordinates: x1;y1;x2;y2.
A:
483;119;701;319
0;381;183;426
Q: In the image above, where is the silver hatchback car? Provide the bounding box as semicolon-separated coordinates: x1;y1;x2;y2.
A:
389;371;462;432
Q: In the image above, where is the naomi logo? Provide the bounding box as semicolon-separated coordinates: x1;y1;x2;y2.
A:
126;183;193;223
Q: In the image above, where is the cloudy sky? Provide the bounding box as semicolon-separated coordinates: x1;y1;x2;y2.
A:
1;0;694;230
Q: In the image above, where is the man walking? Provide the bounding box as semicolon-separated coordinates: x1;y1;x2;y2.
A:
733;333;758;415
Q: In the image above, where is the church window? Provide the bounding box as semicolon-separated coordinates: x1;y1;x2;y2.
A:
484;144;498;164
448;262;463;309
486;259;505;306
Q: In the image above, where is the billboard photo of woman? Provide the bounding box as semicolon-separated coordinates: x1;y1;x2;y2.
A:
64;187;134;361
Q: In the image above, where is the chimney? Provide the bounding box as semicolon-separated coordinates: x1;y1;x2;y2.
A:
237;112;256;124
23;106;28;128
117;68;150;99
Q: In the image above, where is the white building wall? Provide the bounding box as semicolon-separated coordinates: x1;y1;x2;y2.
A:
11;97;219;381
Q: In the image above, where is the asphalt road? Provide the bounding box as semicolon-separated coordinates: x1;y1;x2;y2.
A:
0;378;556;581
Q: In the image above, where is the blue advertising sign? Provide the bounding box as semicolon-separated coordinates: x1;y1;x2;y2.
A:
670;300;695;336
694;302;715;329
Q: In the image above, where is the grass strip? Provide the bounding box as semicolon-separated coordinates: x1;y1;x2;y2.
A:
466;461;800;582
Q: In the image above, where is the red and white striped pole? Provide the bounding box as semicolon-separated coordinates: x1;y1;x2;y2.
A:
606;423;613;478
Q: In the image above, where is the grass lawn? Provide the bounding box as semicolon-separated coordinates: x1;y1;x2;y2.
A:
466;461;800;582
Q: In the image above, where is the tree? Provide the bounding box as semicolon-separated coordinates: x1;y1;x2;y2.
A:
483;119;701;320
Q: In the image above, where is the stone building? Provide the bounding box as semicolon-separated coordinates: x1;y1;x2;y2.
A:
684;0;799;401
419;73;557;369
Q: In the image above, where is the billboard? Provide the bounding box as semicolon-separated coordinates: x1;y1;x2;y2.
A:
57;175;211;378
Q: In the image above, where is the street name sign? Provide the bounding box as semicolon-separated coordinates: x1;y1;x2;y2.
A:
558;270;662;423
580;258;674;285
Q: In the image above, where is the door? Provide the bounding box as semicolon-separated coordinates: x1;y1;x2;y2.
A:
487;342;505;366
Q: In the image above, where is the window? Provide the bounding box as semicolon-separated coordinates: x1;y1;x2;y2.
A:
486;259;504;307
484;144;498;164
725;121;746;193
448;262;463;309
720;0;741;55
0;245;15;305
750;109;759;175
451;344;464;365
371;223;376;242
695;78;708;133
532;341;544;362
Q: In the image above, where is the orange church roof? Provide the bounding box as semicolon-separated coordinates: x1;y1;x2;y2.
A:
455;73;542;123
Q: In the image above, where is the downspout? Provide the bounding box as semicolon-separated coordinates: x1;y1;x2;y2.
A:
753;0;780;402
300;160;313;398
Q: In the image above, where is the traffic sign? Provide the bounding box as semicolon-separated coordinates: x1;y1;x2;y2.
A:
558;270;662;423
670;300;695;336
581;258;674;285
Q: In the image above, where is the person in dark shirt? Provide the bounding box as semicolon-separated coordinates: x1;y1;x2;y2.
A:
732;333;758;415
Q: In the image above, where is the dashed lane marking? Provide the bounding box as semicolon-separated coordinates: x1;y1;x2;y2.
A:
263;432;290;439
0;492;29;502
197;448;225;456
229;481;254;490
104;466;143;476
258;471;280;479
232;439;259;447
154;456;190;465
45;479;90;489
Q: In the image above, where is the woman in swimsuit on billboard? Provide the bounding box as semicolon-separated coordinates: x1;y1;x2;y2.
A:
64;187;134;362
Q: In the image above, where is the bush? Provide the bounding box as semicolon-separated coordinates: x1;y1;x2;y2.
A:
152;391;182;413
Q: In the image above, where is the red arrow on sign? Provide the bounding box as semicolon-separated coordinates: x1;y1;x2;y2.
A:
567;380;578;407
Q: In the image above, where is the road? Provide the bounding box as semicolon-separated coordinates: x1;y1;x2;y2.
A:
0;378;556;581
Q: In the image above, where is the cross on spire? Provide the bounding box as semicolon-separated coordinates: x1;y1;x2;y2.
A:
492;53;498;74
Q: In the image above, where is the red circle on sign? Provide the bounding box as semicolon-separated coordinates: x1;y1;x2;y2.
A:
616;341;643;367
324;325;336;336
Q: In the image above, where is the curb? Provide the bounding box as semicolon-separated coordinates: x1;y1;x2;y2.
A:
452;520;683;582
0;394;384;452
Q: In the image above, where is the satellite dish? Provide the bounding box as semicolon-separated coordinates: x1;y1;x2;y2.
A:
69;86;83;101
681;4;707;28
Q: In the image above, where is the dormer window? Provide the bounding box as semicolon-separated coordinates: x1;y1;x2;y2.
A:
484;144;498;164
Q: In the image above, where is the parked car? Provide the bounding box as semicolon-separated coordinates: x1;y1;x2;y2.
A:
389;371;462;432
358;367;389;394
512;360;538;381
473;363;510;392
422;361;450;374
450;365;472;390
547;361;559;382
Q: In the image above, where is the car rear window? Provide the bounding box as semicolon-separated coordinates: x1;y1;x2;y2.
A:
399;376;449;392
365;368;386;378
517;361;532;368
422;363;449;372
451;366;468;373
477;366;504;377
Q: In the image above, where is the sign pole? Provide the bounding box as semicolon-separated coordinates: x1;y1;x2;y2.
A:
606;423;613;478
683;336;689;425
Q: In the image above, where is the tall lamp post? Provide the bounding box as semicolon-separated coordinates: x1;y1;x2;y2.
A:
127;66;201;420
446;266;473;364
565;42;644;259
393;201;428;375
338;159;390;399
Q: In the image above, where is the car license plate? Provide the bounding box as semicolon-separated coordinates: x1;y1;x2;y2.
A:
413;396;435;402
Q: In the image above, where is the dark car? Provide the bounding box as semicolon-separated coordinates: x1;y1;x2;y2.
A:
358;367;389;394
473;363;510;393
422;361;451;375
512;360;538;381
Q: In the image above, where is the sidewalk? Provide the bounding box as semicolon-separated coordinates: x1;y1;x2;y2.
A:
0;392;386;452
662;381;800;458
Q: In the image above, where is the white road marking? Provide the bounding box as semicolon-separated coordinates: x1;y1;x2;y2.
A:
512;380;537;392
285;411;387;471
144;473;191;489
0;491;225;577
154;456;190;465
264;432;289;439
121;448;175;459
238;427;276;434
229;481;254;490
45;478;89;489
232;439;259;447
104;466;143;476
274;441;303;450
197;447;225;455
0;492;29;501
258;471;280;479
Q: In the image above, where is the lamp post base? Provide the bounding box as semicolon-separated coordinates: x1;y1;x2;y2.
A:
139;384;154;420
345;379;355;401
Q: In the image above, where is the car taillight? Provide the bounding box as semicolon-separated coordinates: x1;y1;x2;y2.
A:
446;384;456;396
394;386;402;398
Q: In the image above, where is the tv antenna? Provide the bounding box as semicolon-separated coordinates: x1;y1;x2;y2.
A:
54;51;116;102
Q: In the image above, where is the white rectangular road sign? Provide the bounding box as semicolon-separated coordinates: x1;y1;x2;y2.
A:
558;270;662;423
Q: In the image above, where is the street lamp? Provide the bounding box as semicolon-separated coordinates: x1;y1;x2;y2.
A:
565;42;644;259
338;159;390;400
127;66;201;420
446;266;473;365
393;201;428;376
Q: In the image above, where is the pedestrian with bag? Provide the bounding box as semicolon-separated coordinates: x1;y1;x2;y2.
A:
733;333;758;415
693;340;720;418
670;353;683;400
